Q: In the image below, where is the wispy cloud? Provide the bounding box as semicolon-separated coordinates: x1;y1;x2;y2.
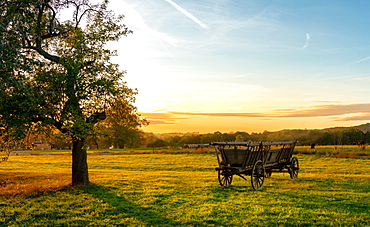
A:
279;103;370;118
313;58;370;81
318;74;360;81
157;38;176;61
302;33;310;49
339;113;370;121
318;73;370;81
353;75;370;81
164;0;209;29
113;2;179;59
169;111;268;118
142;103;370;125
141;112;187;125
346;56;370;66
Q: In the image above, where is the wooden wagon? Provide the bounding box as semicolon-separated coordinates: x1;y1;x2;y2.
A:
212;141;299;190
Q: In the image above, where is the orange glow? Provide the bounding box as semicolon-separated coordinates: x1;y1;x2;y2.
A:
140;110;368;134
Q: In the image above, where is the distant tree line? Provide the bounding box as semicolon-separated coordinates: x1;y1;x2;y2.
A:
51;127;370;149
141;128;370;148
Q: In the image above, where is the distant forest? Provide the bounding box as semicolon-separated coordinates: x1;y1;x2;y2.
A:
69;123;370;149
143;128;369;148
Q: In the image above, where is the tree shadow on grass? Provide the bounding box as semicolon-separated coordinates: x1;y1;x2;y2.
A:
83;184;203;226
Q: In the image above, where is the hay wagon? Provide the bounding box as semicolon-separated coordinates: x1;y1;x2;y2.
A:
212;141;299;190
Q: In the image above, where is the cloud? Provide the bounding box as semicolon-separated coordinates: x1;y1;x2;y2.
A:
171;103;370;118
354;76;370;81
169;111;268;118
302;33;310;49
346;56;370;66
157;38;176;61
114;2;179;47
315;72;370;81
318;74;367;81
141;112;187;125
141;103;370;125
339;114;370;121
146;120;175;125
277;103;370;118
164;0;209;29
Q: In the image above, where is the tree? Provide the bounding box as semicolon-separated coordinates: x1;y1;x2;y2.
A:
342;128;364;145
364;131;370;144
331;130;343;146
93;95;147;149
148;139;167;148
235;134;244;142
0;0;144;185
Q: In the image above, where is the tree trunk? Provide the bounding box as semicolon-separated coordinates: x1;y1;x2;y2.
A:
72;138;89;185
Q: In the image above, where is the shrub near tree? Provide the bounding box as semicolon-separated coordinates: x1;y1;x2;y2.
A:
0;0;145;185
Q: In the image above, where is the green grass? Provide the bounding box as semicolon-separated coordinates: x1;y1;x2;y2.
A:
0;153;369;226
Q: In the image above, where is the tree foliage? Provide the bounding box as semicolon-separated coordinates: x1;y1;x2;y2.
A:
87;95;148;149
0;0;145;184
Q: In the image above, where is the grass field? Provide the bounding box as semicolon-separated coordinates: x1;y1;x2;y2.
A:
295;145;370;159
0;150;369;226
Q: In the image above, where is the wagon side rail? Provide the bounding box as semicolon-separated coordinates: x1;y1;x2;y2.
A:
215;145;251;169
242;143;267;168
263;141;297;166
213;142;271;170
212;141;297;168
215;146;225;168
276;140;297;164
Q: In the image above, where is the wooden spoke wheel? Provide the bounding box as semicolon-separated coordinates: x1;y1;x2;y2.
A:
289;157;299;179
251;160;265;190
218;169;233;187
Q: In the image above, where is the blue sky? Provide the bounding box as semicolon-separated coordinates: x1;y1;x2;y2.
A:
108;0;370;133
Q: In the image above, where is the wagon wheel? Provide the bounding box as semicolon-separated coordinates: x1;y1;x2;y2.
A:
218;169;233;187
251;160;265;190
288;157;299;179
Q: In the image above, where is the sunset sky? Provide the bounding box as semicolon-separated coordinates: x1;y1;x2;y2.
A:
108;0;370;133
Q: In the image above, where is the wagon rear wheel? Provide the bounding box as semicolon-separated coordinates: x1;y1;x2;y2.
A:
289;157;299;179
218;169;233;187
251;160;265;190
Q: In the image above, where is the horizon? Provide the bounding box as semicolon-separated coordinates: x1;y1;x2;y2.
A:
108;1;370;133
142;122;370;135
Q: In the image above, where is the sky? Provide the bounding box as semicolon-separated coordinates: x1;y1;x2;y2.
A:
107;0;370;133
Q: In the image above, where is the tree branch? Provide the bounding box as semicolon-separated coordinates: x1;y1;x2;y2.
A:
27;1;61;63
31;116;67;133
46;3;56;35
22;45;61;63
80;59;95;69
86;111;106;124
41;32;64;40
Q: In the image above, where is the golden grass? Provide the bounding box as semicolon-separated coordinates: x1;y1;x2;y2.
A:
0;171;71;198
0;155;71;197
0;152;369;226
295;145;370;159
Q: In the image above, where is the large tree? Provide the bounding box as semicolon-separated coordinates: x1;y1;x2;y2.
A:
0;0;144;185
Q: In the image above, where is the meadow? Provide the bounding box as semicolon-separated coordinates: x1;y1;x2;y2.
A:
0;147;369;226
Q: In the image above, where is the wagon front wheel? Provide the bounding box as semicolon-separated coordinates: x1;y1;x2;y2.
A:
289;157;299;179
251;160;265;190
218;169;233;187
